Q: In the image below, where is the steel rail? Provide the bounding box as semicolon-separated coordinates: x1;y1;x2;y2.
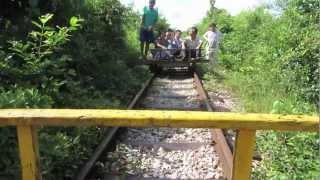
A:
75;74;156;180
193;71;233;180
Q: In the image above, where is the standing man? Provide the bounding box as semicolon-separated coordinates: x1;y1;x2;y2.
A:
140;0;158;60
203;23;222;65
203;23;218;62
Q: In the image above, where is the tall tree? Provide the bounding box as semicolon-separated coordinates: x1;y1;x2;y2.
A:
209;0;216;12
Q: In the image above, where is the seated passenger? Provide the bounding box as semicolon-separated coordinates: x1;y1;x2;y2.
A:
183;27;203;60
170;29;184;56
155;30;166;48
154;29;174;60
174;30;183;48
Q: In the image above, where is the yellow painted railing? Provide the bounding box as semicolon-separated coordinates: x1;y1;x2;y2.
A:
0;109;318;180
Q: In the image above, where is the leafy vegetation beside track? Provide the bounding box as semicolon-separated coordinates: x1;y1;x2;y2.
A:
199;0;319;179
0;0;161;179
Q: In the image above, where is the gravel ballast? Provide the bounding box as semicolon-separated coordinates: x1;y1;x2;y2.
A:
100;75;224;179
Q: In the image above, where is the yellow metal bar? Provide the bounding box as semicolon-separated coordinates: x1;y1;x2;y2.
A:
232;130;256;180
17;126;41;180
0;109;318;131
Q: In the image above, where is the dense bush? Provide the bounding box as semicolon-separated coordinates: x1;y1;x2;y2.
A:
0;87;53;179
254;131;319;179
0;0;154;179
199;0;319;178
215;0;319;112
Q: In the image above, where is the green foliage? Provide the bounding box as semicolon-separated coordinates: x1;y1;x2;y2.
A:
254;132;319;180
58;0;150;108
0;87;54;180
0;88;53;108
39;127;105;179
0;14;84;180
198;8;233;35
0;1;153;178
202;0;319;113
0;128;20;180
154;17;170;35
270;99;316;114
1;14;82;101
199;0;319;178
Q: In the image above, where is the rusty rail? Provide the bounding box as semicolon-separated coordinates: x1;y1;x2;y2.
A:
76;74;156;180
193;71;233;179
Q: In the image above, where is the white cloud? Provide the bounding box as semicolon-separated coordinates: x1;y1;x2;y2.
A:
121;0;264;30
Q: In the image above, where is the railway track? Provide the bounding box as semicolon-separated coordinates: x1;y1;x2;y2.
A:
76;68;233;180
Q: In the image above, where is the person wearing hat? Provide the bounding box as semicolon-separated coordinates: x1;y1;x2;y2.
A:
140;0;159;59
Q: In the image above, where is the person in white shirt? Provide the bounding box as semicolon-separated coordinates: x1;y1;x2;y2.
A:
203;23;220;63
184;27;203;60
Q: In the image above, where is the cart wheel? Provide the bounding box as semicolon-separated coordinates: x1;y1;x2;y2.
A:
155;65;162;73
148;64;154;73
149;65;161;73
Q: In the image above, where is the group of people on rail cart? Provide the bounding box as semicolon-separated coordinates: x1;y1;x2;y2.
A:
139;0;220;62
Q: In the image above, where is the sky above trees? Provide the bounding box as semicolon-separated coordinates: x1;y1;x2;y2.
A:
120;0;266;30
